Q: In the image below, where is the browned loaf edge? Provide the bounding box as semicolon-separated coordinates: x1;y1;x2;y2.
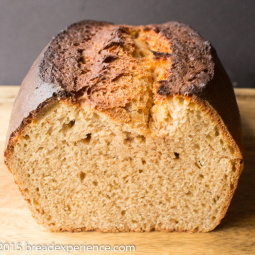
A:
4;20;244;232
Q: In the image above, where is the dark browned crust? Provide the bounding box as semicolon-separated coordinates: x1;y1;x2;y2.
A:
4;20;244;232
39;20;113;92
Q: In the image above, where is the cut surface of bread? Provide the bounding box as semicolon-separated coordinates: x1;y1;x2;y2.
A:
4;21;243;232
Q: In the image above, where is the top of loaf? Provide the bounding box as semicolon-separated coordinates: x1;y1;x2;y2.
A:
5;20;242;152
39;20;213;96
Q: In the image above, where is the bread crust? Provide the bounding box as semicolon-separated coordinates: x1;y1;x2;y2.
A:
4;20;244;232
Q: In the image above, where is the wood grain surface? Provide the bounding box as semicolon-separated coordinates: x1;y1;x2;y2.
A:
0;86;254;255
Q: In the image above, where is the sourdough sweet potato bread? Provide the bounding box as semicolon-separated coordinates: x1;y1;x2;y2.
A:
4;21;243;232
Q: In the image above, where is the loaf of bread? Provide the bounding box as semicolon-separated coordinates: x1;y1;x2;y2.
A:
4;21;243;232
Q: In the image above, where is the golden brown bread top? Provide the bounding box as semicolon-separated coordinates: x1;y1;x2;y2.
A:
5;20;242;153
40;21;212;94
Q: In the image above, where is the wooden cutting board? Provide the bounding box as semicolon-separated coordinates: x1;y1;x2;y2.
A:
0;86;254;255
